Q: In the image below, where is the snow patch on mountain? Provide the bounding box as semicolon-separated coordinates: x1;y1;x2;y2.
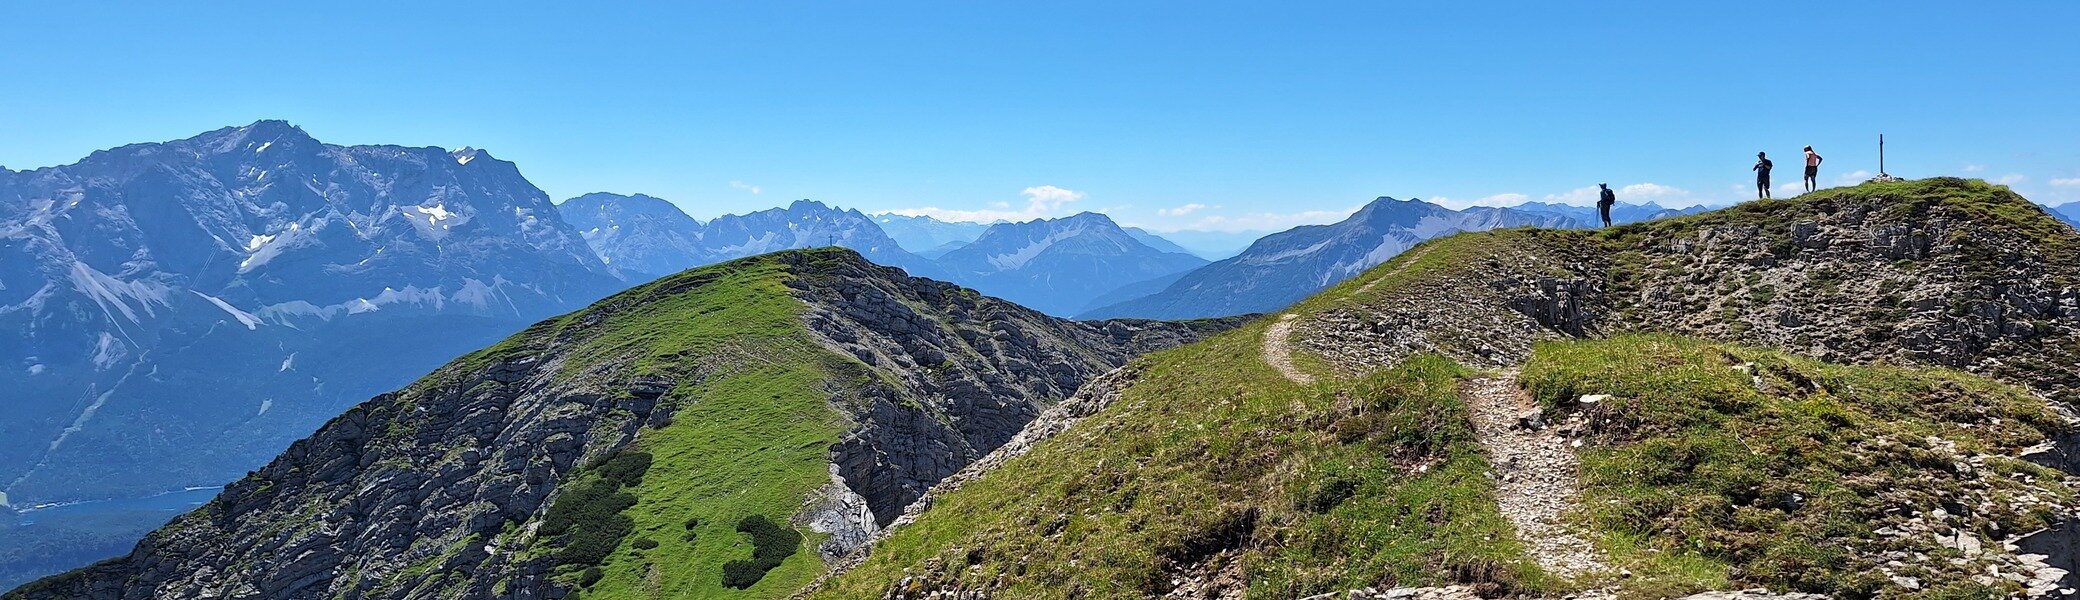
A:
68;262;173;326
92;332;126;370
987;224;1090;271
192;291;262;330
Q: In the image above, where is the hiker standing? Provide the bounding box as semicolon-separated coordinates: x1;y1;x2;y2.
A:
1803;146;1823;193
1597;183;1616;227
1754;152;1774;199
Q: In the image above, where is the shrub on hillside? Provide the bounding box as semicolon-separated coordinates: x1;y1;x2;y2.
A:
540;451;653;568
719;515;803;589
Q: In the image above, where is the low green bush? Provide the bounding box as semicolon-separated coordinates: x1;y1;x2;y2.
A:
540;451;653;569
719;514;802;589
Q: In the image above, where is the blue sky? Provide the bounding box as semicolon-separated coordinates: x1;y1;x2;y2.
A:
3;2;2076;233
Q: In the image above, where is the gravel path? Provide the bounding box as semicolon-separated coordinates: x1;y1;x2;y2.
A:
1263;314;1315;384
1264;245;1437;386
1461;371;1609;579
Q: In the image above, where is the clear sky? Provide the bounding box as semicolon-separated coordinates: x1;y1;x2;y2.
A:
3;2;2076;233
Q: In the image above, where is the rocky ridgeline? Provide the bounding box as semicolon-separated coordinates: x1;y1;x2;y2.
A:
1305;178;2080;402
3;249;1232;600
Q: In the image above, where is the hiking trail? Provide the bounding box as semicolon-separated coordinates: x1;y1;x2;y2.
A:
1461;371;1609;579
1263;245;1435;385
1263;314;1314;385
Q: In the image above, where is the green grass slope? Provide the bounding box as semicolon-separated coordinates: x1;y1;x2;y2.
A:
1523;335;2071;598
813;179;2080;599
813;317;1546;598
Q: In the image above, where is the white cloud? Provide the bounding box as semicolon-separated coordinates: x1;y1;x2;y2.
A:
2050;177;2080;187
884;185;1087;223
729;180;762;194
1158;203;1212;217
1996;173;2027;185
1834;170;1873;186
1963;164;1987;173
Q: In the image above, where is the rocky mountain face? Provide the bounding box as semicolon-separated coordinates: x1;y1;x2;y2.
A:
870;214;990;256
810;179;2080;599
1080;197;1576;320
555;197;944;281
556;192;704;280
0;120;620;507
4;249;1233;600
934;212;1209;316
696;201;945;278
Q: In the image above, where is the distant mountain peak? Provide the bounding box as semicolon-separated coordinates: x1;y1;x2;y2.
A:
1056;211;1118;225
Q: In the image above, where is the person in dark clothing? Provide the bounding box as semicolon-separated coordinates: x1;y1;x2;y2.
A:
1754;152;1774;199
1597;183;1616;227
1803;145;1823;193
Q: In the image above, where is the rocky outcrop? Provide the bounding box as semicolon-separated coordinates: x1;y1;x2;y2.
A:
799;366;1143;598
783;251;1235;530
1303;179;2080;403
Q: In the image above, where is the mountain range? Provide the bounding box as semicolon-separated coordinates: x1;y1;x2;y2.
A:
1506;199;1709;224
0;121;626;587
0;120;624;502
871;213;992;258
559;197;941;282
16;178;2080;600
13;121;2044;597
932;212;1209;315
1079;197;1579;320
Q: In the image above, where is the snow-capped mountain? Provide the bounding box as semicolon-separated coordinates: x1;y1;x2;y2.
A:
872;213;991;255
557;192;705;280
0;120;622;507
1505;200;1708;225
1079;197;1574;320
695;200;942;277
934;212;1208;316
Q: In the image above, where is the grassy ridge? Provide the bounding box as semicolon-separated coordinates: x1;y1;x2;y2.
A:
525;255;852;599
1522;335;2073;598
813;321;1542;599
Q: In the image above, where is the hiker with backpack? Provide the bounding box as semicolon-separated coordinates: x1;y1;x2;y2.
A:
1597;183;1615;227
1754;152;1774;199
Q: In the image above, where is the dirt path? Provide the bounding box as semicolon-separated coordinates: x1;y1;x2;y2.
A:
1352;243;1431;296
1460;371;1608;580
1262;245;1437;385
1263;314;1314;385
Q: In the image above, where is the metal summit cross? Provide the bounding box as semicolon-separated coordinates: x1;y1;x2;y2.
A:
1869;133;1902;183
